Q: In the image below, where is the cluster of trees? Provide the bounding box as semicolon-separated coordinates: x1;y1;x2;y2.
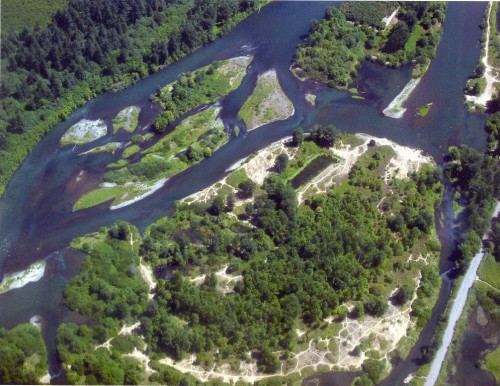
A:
295;2;446;88
58;135;443;381
485;111;500;156
0;324;48;384
0;0;262;196
445;146;500;271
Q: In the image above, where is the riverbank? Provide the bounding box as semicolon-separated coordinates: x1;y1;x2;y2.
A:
0;260;46;294
424;202;500;386
465;2;500;111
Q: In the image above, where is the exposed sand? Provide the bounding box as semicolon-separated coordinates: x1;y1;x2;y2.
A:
218;56;253;86
0;260;46;294
39;373;51;384
30;315;42;330
465;2;500;108
79;142;123;155
241;69;295;130
61;119;107;145
383;78;421;118
139;257;156;300
382;7;400;29
124;347;155;375
190;265;243;295
298;134;433;202
109;178;168;210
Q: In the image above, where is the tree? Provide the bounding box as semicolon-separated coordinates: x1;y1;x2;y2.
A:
274;153;289;173
384;21;410;53
393;284;414;305
292;128;304;147
238;178;256;198
154;110;174;133
226;193;235;212
364;296;388;317
309;125;339;147
210;195;225;216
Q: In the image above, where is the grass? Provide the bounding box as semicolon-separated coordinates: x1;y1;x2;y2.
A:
122;145;141;159
1;0;67;35
112;106;140;134
485;340;500;379
417;103;433;117
107;159;129;169
226;169;248;188
405;25;425;54
73;186;124;211
306;94;317;105
81;142;121;155
478;253;500;289
238;70;293;130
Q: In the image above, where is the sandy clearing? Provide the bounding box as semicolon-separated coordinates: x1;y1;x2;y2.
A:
382;7;400;29
124;347;155;374
139;257;156;300
0;260;46;294
297;134;433;203
190;265;243;295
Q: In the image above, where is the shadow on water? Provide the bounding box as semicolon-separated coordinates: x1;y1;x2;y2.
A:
0;1;492;383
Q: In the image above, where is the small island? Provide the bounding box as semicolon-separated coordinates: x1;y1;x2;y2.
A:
60;119;108;145
112;106;141;134
238;69;294;130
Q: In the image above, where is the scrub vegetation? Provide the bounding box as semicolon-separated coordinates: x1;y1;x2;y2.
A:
112;106;140;134
294;2;446;89
59;129;444;384
238;70;294;130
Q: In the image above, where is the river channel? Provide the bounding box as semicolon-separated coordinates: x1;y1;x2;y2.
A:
0;2;490;384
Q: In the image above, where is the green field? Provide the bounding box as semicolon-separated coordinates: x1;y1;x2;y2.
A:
1;0;67;34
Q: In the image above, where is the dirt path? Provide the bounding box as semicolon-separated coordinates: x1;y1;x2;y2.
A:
466;2;500;107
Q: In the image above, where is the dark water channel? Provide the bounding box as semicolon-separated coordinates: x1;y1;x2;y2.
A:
0;2;491;384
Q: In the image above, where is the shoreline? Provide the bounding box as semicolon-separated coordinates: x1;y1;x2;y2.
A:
109;178;168;210
0;260;46;294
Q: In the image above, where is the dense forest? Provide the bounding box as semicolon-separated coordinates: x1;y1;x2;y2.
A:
0;0;263;196
294;1;446;88
57;130;443;384
0;323;48;384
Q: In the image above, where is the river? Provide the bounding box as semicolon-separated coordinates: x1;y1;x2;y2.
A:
0;1;490;384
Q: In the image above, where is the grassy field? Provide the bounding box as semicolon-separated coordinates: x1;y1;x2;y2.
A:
485;345;500;380
238;70;294;130
122;145;141;159
478;253;500;289
73;186;124;211
1;0;67;35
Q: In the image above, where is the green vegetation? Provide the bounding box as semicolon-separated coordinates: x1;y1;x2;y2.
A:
0;323;48;384
152;56;252;129
485;111;500;156
60;129;443;382
112;106;140;134
122;145;141;159
81;142;122;155
485;343;500;380
1;0;67;34
238;70;294;130
295;3;446;89
417;103;433;117
0;0;263;196
74;53;248;211
60;120;107;146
